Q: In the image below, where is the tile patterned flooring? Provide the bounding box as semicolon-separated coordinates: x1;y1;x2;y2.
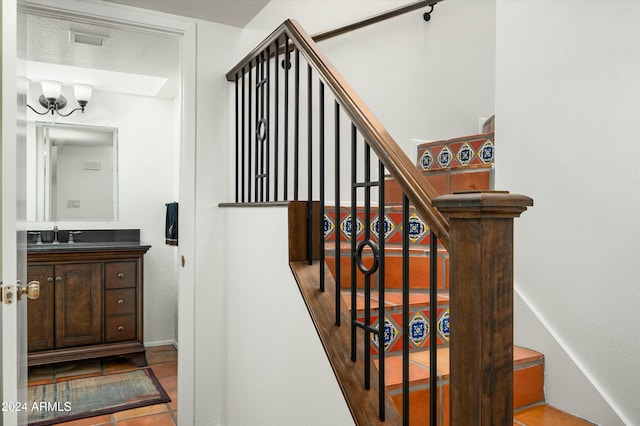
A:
27;345;178;426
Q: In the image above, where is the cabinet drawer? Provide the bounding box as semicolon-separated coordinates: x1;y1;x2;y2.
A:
105;315;136;342
105;262;136;289
105;289;136;316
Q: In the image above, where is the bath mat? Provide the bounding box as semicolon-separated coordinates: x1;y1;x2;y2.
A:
28;367;170;425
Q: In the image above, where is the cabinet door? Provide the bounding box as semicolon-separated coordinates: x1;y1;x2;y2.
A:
27;265;55;352
54;263;103;348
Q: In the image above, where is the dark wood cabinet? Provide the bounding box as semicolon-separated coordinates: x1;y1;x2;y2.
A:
26;265;55;352
54;263;103;348
27;245;149;366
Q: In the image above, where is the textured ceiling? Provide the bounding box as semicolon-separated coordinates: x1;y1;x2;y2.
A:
100;0;270;27
24;0;269;98
26;13;180;79
24;10;181;97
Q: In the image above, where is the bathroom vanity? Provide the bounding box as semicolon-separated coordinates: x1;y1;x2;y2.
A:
26;230;150;367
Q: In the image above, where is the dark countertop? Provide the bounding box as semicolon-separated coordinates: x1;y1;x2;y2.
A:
27;241;151;253
26;229;150;254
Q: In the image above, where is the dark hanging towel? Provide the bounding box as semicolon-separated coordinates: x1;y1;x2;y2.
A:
165;202;178;246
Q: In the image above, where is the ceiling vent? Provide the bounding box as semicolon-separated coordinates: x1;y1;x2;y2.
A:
69;31;109;47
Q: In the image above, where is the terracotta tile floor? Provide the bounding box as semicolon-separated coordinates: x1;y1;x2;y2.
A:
27;345;178;425
514;404;596;425
27;345;593;425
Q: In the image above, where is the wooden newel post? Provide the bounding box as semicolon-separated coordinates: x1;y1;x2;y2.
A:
433;191;533;425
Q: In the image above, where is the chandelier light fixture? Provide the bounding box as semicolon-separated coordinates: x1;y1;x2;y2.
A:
27;80;93;117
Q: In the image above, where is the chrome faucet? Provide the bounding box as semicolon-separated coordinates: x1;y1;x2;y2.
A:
53;225;59;244
28;231;43;244
68;231;82;244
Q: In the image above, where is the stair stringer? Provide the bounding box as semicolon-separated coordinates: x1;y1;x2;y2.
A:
288;199;402;425
290;262;402;425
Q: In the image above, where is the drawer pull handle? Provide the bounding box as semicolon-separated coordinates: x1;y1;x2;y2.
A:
117;299;125;304
117;326;125;332
47;277;54;283
117;272;125;278
55;276;62;282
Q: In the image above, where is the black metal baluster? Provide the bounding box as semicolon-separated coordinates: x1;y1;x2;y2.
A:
350;123;357;363
319;80;325;291
307;64;313;265
363;141;372;392
266;45;272;202
241;70;246;202
265;46;271;202
378;160;386;422
294;48;300;201
283;37;290;200
248;61;253;201
255;54;261;202
430;229;438;426
334;101;341;326
235;74;239;202
402;194;410;426
274;38;279;201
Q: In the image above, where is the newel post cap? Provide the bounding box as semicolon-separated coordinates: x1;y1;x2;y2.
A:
433;190;533;219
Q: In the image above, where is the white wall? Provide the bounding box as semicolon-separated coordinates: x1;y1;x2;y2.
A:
496;1;639;424
25;88;179;345
192;19;241;425
242;0;496;156
224;206;354;426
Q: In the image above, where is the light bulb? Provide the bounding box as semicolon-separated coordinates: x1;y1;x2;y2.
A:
40;80;62;101
73;84;93;103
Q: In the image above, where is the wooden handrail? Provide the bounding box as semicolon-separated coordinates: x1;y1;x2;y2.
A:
311;0;445;43
226;20;450;249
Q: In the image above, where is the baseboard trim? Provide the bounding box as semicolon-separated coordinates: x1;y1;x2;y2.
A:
145;339;178;350
515;287;628;425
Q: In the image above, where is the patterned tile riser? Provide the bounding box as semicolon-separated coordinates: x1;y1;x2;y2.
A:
416;132;495;172
383;132;495;207
358;304;452;356
323;207;436;246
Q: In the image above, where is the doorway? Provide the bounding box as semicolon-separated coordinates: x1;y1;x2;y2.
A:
20;1;196;423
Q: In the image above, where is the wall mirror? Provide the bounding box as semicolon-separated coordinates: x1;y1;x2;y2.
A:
26;122;119;221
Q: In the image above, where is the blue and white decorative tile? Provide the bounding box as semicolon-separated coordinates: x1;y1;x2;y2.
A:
457;142;475;166
409;311;430;348
480;139;495;164
420;149;434;170
408;213;428;243
371;214;395;241
340;214;364;240
371;317;399;352
323;214;335;238
438;145;453;169
438;308;451;342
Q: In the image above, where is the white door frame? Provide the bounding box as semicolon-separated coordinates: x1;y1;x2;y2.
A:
2;0;29;424
15;1;197;424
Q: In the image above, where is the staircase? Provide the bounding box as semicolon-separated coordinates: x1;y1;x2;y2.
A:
225;16;595;425
323;133;591;425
